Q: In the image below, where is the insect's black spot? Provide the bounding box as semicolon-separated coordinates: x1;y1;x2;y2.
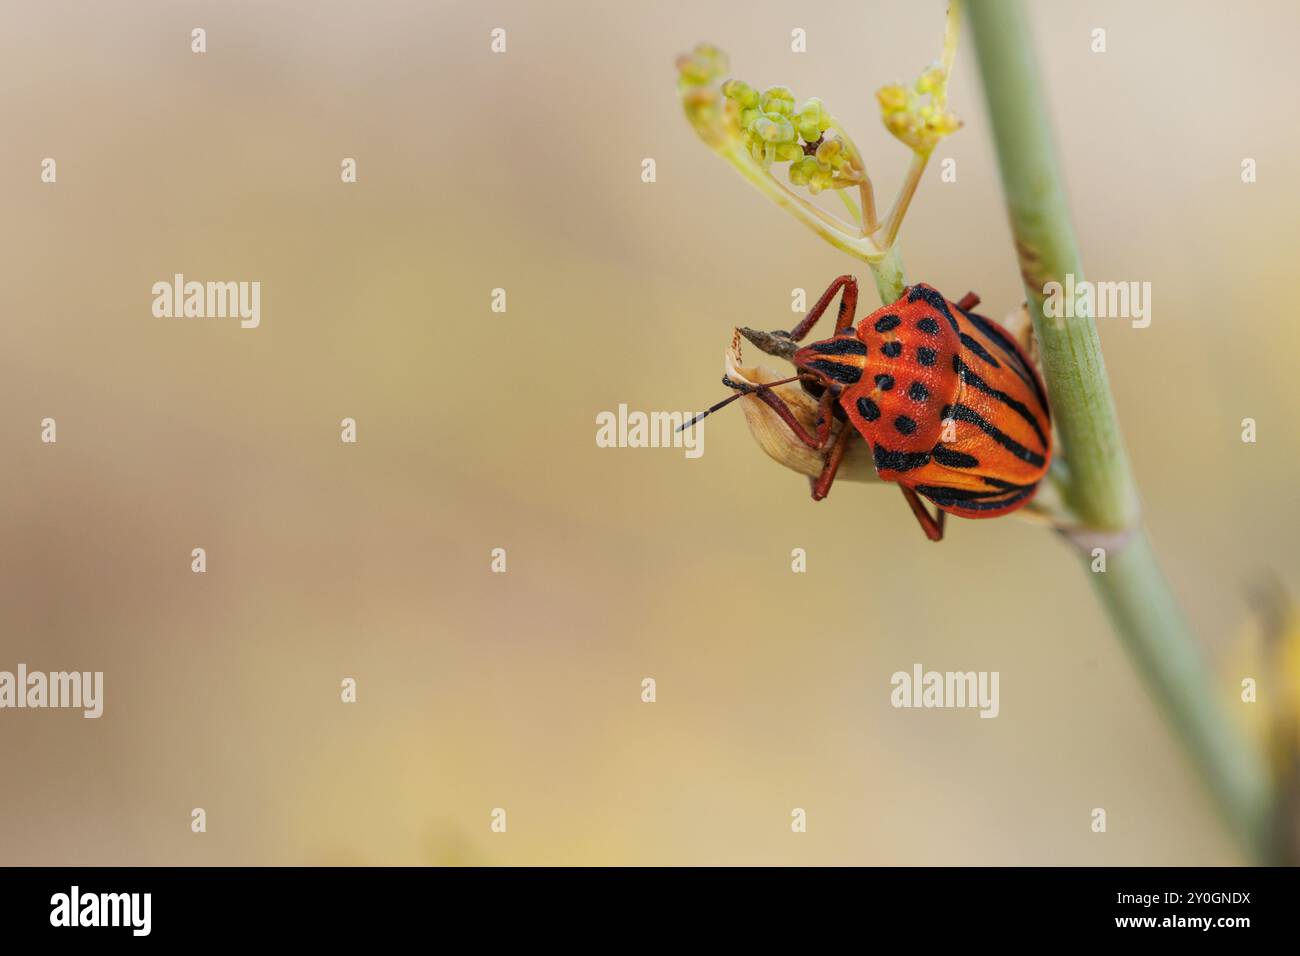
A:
874;314;901;333
894;415;917;436
908;381;929;402
856;397;880;422
917;317;940;335
882;341;903;358
917;346;938;367
874;374;894;391
907;285;960;333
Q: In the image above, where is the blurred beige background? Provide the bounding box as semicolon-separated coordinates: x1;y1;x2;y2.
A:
0;0;1296;865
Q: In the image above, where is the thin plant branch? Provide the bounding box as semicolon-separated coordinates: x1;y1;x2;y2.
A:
882;151;929;248
968;0;1276;863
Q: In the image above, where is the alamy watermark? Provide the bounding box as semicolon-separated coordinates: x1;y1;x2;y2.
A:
596;404;703;459
0;664;103;718
1042;274;1151;329
50;886;150;936
152;273;260;329
890;663;999;718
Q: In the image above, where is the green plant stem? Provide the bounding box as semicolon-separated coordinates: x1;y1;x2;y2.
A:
969;9;1134;531
868;244;906;303
969;0;1275;861
1089;532;1276;861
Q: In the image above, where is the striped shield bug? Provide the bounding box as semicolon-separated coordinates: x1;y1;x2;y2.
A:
686;275;1052;541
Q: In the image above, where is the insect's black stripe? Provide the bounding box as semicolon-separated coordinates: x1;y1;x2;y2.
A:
958;333;1001;369
958;306;1032;373
809;337;867;356
873;446;931;473
805;359;862;385
917;484;1037;512
978;475;1038;491
906;284;960;334
931;446;979;468
952;355;1049;449
905;286;1051;428
912;484;1026;502
942;403;1046;468
958;306;1050;416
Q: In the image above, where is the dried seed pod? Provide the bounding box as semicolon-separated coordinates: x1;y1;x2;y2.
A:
724;328;877;483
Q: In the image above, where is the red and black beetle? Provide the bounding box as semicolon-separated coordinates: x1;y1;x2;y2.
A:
692;275;1052;541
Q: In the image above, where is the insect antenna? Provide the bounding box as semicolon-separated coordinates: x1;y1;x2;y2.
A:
677;375;801;432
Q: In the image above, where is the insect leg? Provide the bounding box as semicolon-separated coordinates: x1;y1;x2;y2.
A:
811;387;836;446
787;275;859;342
810;421;853;501
752;387;827;450
899;486;946;542
955;291;980;311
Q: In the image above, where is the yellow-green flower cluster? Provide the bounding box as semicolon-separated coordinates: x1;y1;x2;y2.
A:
675;45;731;147
676;44;862;198
722;80;856;195
876;63;962;154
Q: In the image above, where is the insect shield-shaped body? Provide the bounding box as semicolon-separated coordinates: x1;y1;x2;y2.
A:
789;279;1051;540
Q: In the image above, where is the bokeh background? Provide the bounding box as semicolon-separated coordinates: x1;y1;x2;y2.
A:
1;0;1297;865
